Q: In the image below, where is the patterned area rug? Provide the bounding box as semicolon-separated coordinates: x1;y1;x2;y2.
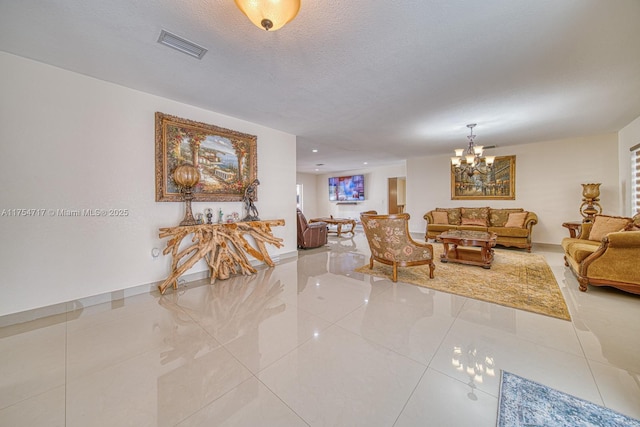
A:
354;245;571;320
498;371;640;426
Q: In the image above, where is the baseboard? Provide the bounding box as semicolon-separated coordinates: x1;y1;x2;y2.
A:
0;250;299;328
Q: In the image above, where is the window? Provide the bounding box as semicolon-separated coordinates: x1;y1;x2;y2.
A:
632;143;640;215
296;184;303;211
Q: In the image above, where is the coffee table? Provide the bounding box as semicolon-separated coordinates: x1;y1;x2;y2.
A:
309;216;356;237
438;230;498;269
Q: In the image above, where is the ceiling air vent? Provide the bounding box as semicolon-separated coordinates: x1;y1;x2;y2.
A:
157;30;207;59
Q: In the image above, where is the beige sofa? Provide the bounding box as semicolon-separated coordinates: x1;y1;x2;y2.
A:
423;207;538;252
561;214;640;294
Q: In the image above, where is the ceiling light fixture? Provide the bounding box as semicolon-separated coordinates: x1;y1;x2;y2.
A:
451;124;495;176
234;0;301;31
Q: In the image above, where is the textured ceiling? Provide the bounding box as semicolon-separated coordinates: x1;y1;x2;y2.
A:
1;0;639;173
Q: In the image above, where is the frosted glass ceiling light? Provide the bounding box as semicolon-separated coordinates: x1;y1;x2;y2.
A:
234;0;301;31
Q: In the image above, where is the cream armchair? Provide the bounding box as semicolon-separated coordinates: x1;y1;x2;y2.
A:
360;212;435;282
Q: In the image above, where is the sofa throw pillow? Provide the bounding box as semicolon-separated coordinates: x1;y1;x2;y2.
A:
489;208;524;227
461;217;487;226
460;207;489;226
588;215;631;242
431;211;449;224
505;212;528;228
436;208;461;225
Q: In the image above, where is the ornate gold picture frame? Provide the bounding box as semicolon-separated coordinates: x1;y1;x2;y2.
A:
155;112;257;202
451;155;515;200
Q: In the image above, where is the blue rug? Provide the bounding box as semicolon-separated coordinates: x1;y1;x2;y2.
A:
497;371;640;427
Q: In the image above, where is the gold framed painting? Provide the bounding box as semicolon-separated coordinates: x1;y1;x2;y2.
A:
451;155;515;200
155;112;257;202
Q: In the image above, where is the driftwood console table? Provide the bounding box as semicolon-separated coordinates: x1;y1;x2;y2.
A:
158;219;285;294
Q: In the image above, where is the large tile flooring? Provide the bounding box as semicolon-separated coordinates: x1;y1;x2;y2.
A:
1;233;639;426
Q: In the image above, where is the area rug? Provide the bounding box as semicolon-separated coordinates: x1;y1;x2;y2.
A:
354;245;571;320
498;371;640;426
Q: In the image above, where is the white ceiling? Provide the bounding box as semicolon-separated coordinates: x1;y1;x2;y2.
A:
1;0;639;173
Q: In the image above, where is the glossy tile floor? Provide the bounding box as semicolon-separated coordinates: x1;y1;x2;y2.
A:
1;232;639;426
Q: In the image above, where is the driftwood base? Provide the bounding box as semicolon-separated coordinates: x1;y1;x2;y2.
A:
158;219;285;294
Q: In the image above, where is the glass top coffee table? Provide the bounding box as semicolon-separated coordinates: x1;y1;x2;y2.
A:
437;230;498;269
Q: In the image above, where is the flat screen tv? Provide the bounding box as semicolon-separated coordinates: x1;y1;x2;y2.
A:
328;174;365;201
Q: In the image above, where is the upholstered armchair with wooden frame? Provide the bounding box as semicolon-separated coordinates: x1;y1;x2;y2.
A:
360;212;435;282
562;213;640;294
296;209;328;249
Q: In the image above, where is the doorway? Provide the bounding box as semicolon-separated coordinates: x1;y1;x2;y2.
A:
388;177;406;214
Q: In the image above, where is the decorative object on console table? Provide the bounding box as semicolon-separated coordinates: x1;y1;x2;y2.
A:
155;112;257;202
173;164;200;226
242;179;260;221
157;219;285;294
580;183;602;223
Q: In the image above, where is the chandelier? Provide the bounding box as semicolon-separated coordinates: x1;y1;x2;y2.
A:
234;0;301;31
451;124;495;176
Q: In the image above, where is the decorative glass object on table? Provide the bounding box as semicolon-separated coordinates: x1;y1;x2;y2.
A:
580;183;602;223
172;164;200;226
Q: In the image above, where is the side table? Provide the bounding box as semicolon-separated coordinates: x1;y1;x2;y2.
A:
562;221;583;238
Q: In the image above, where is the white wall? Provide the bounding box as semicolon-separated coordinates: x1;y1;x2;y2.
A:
296;172;318;217
406;134;620;244
314;164;406;220
618;114;640;216
0;52;297;316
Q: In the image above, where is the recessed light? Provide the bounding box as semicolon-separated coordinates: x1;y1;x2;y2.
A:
315;168;319;171
312;149;318;153
363;162;368;165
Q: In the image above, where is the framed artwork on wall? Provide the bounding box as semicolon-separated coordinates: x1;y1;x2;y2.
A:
155;112;257;202
451;155;516;200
